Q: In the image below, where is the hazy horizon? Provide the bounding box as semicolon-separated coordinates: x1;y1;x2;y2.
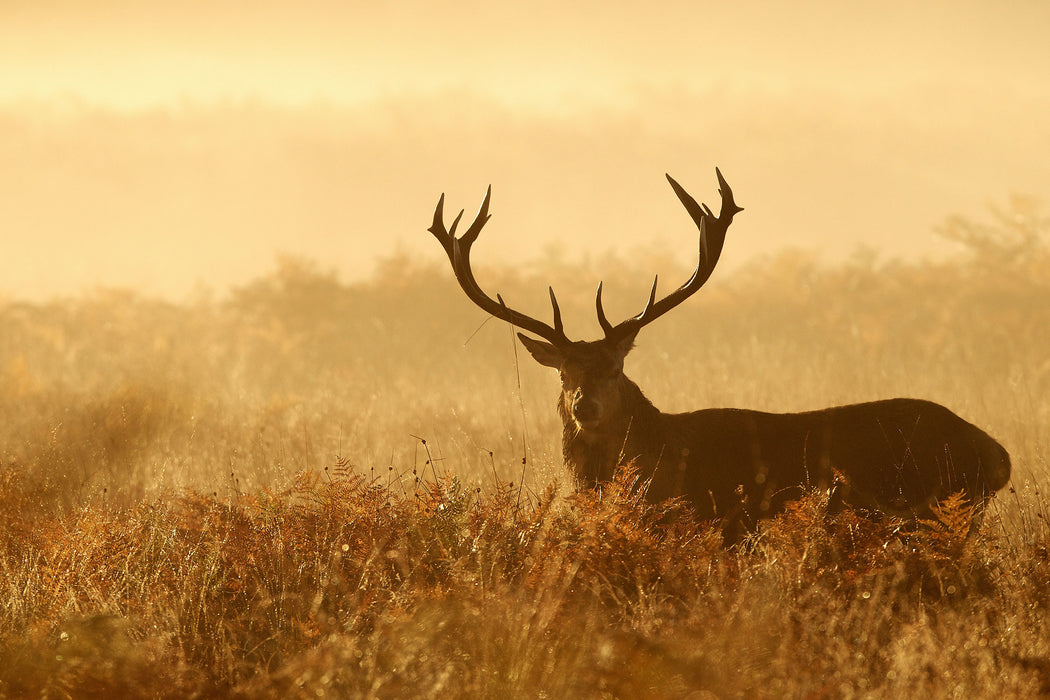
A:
2;1;1048;300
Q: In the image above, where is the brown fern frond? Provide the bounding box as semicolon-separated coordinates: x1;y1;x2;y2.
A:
923;491;977;539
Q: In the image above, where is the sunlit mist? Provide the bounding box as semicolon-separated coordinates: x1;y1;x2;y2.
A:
1;0;1047;299
5;4;1050;694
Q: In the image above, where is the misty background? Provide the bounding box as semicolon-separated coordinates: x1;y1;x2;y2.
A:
1;0;1048;301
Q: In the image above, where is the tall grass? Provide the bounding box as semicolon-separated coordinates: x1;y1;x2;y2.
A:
0;198;1048;696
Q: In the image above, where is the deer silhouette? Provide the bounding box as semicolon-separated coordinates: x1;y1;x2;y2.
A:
428;169;1011;538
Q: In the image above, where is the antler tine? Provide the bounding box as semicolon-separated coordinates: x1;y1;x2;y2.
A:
448;209;465;238
429;187;572;347
459;185;492;248
428;193;466;261
714;166;743;219
639;276;659;317
602;168;741;342
549;286;566;337
595;282;614;335
427;194;453;255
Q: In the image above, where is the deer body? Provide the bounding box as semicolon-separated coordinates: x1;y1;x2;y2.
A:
560;380;1009;524
428;168;1010;534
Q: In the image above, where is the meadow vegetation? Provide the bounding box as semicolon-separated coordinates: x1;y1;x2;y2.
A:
1;198;1048;697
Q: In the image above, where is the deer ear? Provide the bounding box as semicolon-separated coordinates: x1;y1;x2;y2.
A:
517;333;564;368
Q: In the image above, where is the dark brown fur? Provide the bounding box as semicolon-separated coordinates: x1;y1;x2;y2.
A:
523;336;1011;537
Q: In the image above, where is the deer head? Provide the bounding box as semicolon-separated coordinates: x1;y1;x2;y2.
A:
428;169;742;438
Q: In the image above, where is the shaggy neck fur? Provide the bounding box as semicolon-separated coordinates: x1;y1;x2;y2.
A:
560;375;663;489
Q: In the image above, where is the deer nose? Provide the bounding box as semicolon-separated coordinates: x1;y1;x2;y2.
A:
572;390;600;424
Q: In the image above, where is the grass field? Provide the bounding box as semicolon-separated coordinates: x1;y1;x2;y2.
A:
1;199;1048;697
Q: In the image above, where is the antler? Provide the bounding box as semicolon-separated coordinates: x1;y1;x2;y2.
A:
597;167;743;342
428;187;572;346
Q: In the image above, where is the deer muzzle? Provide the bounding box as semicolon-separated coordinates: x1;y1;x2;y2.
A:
571;388;601;429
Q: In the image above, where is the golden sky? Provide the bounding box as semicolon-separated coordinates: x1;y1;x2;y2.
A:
2;1;1048;299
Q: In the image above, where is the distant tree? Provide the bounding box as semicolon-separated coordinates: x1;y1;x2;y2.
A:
936;195;1048;269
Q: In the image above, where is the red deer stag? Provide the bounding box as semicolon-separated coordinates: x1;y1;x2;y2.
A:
428;168;1011;537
